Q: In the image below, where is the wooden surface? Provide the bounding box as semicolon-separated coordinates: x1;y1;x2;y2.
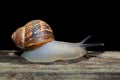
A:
0;51;120;80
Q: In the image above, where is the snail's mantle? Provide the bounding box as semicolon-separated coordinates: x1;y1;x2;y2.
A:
0;51;120;80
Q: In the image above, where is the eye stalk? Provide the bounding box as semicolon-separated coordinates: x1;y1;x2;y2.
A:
80;35;104;47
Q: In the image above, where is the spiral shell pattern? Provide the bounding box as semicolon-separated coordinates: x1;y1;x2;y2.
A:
11;20;54;50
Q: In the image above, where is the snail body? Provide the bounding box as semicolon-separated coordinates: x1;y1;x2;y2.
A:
11;20;103;62
22;41;86;62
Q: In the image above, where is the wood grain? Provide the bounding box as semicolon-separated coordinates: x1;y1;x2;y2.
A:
0;51;120;80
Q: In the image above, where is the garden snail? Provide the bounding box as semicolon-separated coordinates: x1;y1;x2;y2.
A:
11;20;104;62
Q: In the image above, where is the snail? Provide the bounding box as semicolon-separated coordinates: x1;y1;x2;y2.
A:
11;20;104;62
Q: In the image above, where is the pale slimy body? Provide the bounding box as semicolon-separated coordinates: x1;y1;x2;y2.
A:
22;41;86;62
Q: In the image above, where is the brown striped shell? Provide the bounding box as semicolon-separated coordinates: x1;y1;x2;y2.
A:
11;20;54;50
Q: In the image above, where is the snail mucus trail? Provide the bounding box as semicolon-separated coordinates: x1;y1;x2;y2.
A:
11;20;104;62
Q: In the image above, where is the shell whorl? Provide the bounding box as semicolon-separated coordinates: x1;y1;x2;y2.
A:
11;20;54;50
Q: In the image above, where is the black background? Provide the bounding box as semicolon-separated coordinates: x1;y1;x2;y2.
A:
0;2;119;51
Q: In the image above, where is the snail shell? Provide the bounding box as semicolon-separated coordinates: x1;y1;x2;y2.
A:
11;20;54;50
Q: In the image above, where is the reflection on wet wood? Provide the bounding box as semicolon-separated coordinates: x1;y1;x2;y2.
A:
0;51;120;80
